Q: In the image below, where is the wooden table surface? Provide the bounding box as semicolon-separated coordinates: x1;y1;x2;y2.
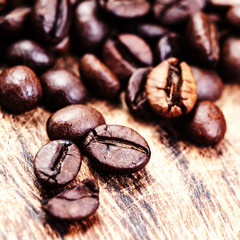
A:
0;78;240;239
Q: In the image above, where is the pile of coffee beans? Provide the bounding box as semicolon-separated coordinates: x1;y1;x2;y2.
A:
1;0;237;221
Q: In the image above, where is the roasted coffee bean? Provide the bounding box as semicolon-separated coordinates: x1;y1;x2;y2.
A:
0;66;42;114
226;6;240;29
50;36;70;55
79;54;120;100
32;0;71;45
47;104;105;144
209;0;240;7
156;33;184;63
191;66;223;102
41;69;87;111
83;124;151;174
73;0;109;52
98;0;150;20
153;0;206;26
182;101;226;146
34;140;82;187
5;40;54;73
125;67;153;117
102;34;153;83
186;12;219;68
42;178;99;221
146;58;197;118
0;7;31;38
220;37;240;82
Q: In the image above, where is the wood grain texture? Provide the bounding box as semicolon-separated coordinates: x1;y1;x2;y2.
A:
0;83;240;240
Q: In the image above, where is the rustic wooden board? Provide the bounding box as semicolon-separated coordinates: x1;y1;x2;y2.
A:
0;82;240;240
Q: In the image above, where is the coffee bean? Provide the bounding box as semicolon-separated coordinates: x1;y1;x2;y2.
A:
186;12;219;67
0;66;42;114
191;66;223;102
226;6;240;29
42;178;99;221
0;7;31;39
79;54;120;100
98;0;151;20
73;0;109;52
102;34;153;83
32;0;71;45
146;57;197;118
34;140;82;187
182;101;226;146
47;104;105;144
125;67;153;117
209;0;239;7
40;69;88;111
153;0;206;26
5;40;54;73
50;36;70;55
83;124;151;174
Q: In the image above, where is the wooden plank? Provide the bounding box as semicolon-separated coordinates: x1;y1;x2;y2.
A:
0;83;240;240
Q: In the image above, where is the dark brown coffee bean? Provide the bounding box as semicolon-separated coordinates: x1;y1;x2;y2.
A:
125;67;153;117
34;140;82;187
191;66;223;102
102;34;153;83
186;12;219;68
73;0;109;52
83;124;151;174
50;36;70;55
226;6;240;29
146;57;197;118
79;54;120;100
153;0;206;26
98;0;150;20
40;69;88;111
5;40;54;73
182;101;226;146
32;0;71;45
220;37;240;82
209;0;239;7
47;104;105;144
0;7;31;38
42;178;99;221
0;66;42;114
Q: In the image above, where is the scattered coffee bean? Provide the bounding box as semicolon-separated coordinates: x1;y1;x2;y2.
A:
34;140;82;187
5;40;54;73
83;124;151;174
182;101;226;146
0;66;42;114
42;178;99;221
79;54;120;100
32;0;71;45
146;58;197;118
191;66;223;102
125;67;153;117
47;104;105;144
40;69;88;111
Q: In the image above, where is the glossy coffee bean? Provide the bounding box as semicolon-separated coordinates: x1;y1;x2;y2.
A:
153;0;205;26
226;6;240;29
125;67;153;117
102;34;153;83
0;7;31;38
83;124;151;174
32;0;71;45
156;33;184;62
220;37;240;82
209;0;239;7
182;101;226;146
191;66;223;102
5;40;54;73
98;0;150;20
34;140;82;187
47;104;105;144
73;0;109;52
79;54;120;100
41;69;87;111
186;12;219;68
42;178;99;221
146;58;197;118
0;66;42;114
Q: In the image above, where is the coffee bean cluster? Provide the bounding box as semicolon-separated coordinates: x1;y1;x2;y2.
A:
0;0;236;221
